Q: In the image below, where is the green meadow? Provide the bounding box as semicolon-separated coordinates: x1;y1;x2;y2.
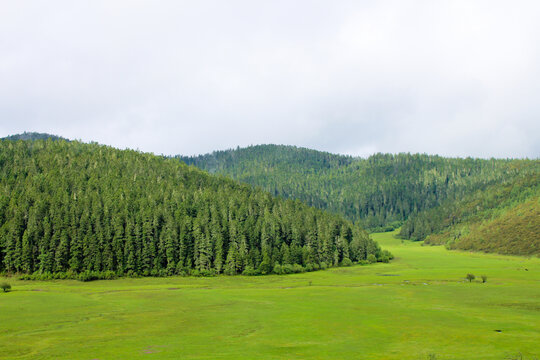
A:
1;230;539;360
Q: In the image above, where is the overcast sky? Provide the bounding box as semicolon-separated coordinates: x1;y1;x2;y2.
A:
1;1;539;158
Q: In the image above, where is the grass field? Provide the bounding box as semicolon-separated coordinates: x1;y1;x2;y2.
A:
1;230;539;359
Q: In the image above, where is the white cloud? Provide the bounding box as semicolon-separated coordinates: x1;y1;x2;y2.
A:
1;0;539;158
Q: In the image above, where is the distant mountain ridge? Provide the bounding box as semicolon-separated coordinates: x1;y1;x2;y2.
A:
2;132;68;142
179;145;532;229
181;145;539;256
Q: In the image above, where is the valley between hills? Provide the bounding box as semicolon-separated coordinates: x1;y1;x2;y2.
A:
0;134;538;359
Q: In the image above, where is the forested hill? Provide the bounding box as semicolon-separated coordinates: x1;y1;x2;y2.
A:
181;144;353;175
0;139;383;278
401;169;539;256
179;145;531;231
1;132;68;142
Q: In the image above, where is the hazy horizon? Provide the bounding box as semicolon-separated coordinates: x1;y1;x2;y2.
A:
5;131;539;161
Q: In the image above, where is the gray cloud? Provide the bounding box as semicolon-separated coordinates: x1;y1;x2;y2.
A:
1;1;539;158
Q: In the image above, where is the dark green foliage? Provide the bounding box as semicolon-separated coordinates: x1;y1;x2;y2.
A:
466;273;475;282
0;139;381;277
1;282;11;292
179;145;539;256
179;145;531;232
401;171;539;256
481;275;487;283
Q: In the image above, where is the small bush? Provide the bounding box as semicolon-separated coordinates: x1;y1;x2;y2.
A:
382;249;394;260
282;264;294;274
481;275;487;283
242;266;260;276
198;269;216;277
367;254;377;264
258;260;273;275
149;269;159;277
341;258;353;267
1;282;11;292
190;269;201;277
466;273;475;282
176;266;190;276
273;264;283;275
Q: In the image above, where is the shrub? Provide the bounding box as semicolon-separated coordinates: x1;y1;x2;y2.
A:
466;273;475;282
382;249;394;260
242;266;260;276
190;269;201;277
320;262;328;270
341;258;353;267
55;272;67;280
126;270;138;278
367;254;377;264
102;271;117;280
78;271;93;282
282;264;294;274
175;265;189;276
149;269;160;277
258;259;273;275
1;282;11;292
272;264;283;275
198;269;216;277
481;275;487;283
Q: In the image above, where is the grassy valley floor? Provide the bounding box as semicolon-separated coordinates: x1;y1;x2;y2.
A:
1;230;539;359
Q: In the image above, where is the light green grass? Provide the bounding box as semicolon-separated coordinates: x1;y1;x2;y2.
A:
1;231;539;359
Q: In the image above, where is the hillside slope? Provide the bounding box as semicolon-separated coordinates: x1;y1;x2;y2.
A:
179;145;531;231
402;170;540;256
0;139;382;277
